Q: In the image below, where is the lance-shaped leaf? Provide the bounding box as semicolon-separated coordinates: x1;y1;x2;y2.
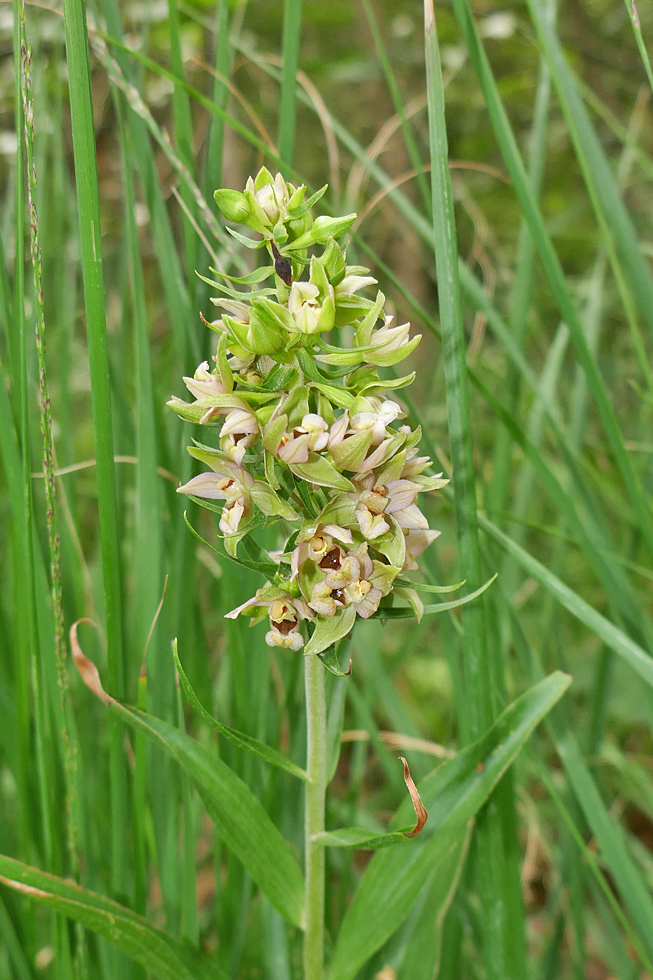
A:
372;574;497;620
327;672;571;980
70;628;305;928
0;855;227;980
174;644;307;781
290;453;355;492
250;480;300;521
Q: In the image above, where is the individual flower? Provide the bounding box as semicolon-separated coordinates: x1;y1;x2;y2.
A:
177;459;253;536
290;522;355;581
226;588;313;651
182;360;226;400
220;407;259;463
349;473;431;540
245;170;290;226
350;399;403;445
307;542;386;620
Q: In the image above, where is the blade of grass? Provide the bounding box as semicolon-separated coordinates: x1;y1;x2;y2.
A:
449;0;653;562
479;515;653;690
487;0;553;523
424;6;528;978
278;0;302;172
61;0;128;903
360;0;431;215
622;0;653;92
525;0;653;378
0;856;228;980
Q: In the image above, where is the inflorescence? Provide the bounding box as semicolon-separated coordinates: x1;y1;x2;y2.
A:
168;168;448;659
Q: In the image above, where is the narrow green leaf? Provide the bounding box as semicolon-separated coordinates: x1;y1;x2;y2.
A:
73;649;305;929
174;644;307;781
0;856;227;980
327;672;571;980
480;515;653;690
373;574;497;619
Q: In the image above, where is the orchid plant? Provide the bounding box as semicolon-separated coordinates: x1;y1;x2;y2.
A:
168;168;454;978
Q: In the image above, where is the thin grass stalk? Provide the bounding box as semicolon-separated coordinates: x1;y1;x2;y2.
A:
449;0;653;564
61;0;128;900
622;1;653;97
303;654;326;980
166;0;199;291
487;0;554;524
424;5;528;978
19;0;79;878
204;0;230;198
360;0;431;215
278;0;302;170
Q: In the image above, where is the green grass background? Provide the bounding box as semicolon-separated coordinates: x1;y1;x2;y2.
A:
1;0;653;976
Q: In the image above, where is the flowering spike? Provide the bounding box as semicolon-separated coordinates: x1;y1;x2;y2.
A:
169;170;450;661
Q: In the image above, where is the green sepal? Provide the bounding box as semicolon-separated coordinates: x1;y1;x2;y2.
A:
216;332;234;392
356;291;385;346
359;373;416;397
321;237;347;285
288;183;327;219
262;414;288;453
366;333;421;368
317;493;357;529
305;606;357;656
330;429;374;472
334;295;375;328
284;385;311;427
264;450;280;490
393;586;424;622
376;450;407;486
414;474;450;491
311;383;355;409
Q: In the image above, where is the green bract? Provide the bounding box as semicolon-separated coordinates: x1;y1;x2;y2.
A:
169;169;449;663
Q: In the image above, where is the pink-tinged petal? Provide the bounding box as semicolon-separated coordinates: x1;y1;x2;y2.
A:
358;438;393;473
199;406;222;425
385;479;423;513
278;433;311;464
355;588;383;619
394;503;429;530
290;542;306;581
328;412;349;449
177;472;230;500
221;408;258;437
219;498;246;535
225;594;266;619
405;529;440;558
322;524;354;545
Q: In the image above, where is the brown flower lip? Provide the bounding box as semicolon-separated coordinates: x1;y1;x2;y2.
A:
319;547;341;570
272;618;296;635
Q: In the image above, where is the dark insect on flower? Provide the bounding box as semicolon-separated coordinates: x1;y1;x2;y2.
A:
271;241;292;286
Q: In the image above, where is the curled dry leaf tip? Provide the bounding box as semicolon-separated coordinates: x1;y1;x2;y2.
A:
69;619;113;706
400;755;428;837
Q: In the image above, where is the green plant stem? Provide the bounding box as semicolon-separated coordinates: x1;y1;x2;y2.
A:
304;653;326;980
